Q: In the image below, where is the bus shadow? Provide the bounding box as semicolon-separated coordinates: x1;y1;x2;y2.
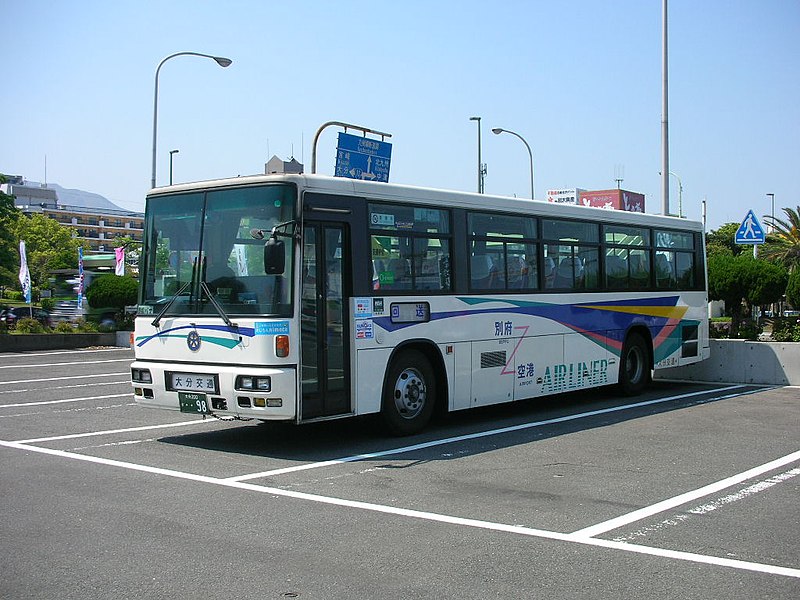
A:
156;381;756;464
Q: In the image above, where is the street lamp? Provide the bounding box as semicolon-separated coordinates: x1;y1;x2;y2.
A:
492;127;534;199
169;149;179;185
469;116;486;193
151;51;232;189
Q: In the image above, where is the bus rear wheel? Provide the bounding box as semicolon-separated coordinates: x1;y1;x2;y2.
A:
618;332;651;396
381;349;436;436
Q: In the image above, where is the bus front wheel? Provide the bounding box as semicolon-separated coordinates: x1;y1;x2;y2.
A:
381;349;436;435
618;333;651;396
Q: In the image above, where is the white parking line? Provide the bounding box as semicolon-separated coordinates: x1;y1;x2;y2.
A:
13;419;215;444
0;393;131;408
612;468;800;543
226;385;747;482
572;449;800;538
689;468;800;515
0;358;130;370
1;438;797;579
0;372;129;386
0;380;129;395
0;348;128;358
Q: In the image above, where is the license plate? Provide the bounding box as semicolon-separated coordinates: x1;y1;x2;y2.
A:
169;372;216;393
179;392;211;414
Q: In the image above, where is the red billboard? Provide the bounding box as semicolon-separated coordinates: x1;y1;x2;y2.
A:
578;189;645;212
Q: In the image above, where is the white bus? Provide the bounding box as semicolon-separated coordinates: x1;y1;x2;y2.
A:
131;174;709;434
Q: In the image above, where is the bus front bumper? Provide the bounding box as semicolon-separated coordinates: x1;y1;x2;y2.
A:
130;360;298;421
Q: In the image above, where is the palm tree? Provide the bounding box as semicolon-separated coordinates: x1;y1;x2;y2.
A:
763;206;800;273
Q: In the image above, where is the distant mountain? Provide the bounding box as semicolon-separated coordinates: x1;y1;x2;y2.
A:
18;181;130;212
50;183;128;212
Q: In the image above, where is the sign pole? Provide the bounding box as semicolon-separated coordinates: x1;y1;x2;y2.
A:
311;121;392;175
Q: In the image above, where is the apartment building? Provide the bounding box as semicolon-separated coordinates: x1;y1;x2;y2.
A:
1;176;143;253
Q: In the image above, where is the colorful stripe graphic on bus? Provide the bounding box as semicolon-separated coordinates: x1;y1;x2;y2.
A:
372;295;695;364
135;324;256;349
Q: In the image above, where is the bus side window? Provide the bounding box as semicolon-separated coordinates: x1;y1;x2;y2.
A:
386;258;411;290
655;251;676;289
544;256;557;288
605;253;627;289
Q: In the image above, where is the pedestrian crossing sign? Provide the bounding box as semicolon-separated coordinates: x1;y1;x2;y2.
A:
735;209;766;245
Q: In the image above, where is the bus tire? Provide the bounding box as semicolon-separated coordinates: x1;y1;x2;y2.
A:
381;349;436;436
618;332;650;396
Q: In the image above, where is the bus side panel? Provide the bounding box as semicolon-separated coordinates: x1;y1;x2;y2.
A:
354;347;393;416
509;333;563;401
450;342;472;411
470;339;515;407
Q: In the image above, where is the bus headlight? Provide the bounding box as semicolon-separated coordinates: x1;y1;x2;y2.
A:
131;368;152;384
235;375;271;392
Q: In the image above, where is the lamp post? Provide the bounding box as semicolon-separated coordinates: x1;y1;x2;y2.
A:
492;127;534;199
669;171;682;217
169;149;179;185
661;0;670;216
766;193;775;233
151;52;232;189
469;116;486;193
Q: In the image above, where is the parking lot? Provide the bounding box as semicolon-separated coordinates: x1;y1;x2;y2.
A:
1;347;798;599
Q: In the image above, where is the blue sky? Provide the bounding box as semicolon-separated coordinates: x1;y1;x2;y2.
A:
1;0;797;231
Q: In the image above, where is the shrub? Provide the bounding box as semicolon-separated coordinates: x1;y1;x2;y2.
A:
74;318;99;333
14;317;48;334
771;317;800;342
735;320;761;341
40;297;55;311
54;321;74;333
0;321;7;335
86;275;137;311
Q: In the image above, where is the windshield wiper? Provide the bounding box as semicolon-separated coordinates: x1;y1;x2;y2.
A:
198;281;237;329
151;257;197;328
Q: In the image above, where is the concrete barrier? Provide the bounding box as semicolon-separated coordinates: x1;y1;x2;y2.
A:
655;339;800;385
0;332;121;353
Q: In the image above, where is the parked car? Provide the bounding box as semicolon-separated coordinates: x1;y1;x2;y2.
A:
0;307;53;328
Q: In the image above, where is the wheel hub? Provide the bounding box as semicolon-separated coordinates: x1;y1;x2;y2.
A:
393;368;426;419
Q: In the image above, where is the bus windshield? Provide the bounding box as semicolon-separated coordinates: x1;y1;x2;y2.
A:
138;183;296;318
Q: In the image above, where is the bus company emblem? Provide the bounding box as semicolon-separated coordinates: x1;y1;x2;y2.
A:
187;330;201;351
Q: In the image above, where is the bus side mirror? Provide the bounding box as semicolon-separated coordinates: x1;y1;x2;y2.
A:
264;237;285;275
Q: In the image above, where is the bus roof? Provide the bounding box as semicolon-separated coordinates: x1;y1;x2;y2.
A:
148;173;703;232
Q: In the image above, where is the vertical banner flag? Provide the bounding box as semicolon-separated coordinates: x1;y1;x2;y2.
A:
78;247;84;308
115;246;125;276
18;240;32;304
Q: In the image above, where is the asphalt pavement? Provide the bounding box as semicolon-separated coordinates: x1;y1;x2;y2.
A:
1;347;798;599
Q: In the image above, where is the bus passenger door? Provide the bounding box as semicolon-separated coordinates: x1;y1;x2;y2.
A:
301;222;351;419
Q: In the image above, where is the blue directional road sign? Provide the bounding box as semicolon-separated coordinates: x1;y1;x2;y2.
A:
335;132;392;182
735;209;766;245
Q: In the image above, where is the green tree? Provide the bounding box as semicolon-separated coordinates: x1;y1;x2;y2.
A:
705;222;743;257
762;205;800;272
786;269;800;310
13;212;86;290
0;174;22;290
85;274;138;316
708;253;788;337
